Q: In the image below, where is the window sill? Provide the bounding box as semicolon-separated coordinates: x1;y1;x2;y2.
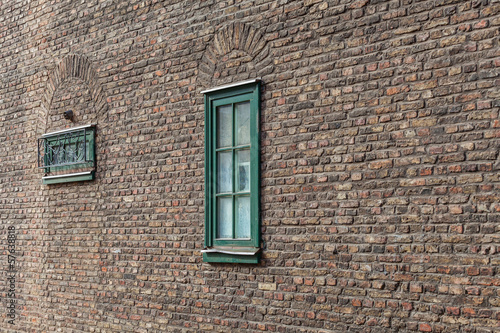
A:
42;171;95;185
202;247;261;264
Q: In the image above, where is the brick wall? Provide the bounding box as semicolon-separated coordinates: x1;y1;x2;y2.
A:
0;0;499;332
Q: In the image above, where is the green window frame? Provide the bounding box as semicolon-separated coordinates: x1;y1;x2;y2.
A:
38;124;96;185
202;79;261;263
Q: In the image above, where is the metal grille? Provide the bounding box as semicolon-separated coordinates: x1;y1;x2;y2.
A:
38;128;94;169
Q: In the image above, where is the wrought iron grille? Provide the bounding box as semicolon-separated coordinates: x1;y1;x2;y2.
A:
38;127;95;169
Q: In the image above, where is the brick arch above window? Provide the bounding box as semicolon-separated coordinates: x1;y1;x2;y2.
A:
41;54;107;130
198;23;273;88
36;54;107;184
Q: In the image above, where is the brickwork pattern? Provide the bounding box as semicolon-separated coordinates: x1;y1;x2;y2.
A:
0;0;499;332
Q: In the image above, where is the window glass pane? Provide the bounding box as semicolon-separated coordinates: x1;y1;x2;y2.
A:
236;196;251;238
236;149;250;192
236;102;250;146
217;104;233;148
217;151;233;193
217;197;233;239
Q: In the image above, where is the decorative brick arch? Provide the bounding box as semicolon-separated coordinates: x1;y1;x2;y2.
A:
198;22;272;87
31;54;108;168
40;54;107;129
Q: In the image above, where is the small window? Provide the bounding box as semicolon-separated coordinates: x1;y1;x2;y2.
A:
202;79;261;263
38;124;96;184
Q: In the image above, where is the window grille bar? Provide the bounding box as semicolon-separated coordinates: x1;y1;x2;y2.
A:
38;126;95;169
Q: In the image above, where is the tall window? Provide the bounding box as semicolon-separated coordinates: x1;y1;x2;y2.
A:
202;80;261;263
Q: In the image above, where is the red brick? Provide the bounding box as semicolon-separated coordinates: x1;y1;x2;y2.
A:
1;1;498;333
419;323;432;332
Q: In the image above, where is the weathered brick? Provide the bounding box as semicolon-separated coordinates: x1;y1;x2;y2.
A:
1;1;499;332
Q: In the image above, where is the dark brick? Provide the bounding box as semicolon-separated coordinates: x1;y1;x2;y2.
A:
0;0;499;332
